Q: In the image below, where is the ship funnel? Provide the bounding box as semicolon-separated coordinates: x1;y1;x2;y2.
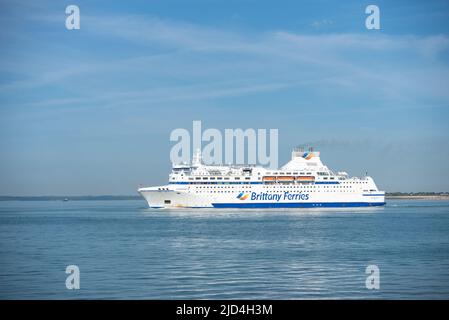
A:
291;146;320;160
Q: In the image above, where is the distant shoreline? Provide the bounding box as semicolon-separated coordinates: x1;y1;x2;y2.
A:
1;194;448;201
386;195;449;200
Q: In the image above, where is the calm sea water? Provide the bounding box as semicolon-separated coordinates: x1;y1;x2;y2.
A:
0;199;448;299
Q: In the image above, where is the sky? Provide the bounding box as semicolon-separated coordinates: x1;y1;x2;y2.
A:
0;0;449;195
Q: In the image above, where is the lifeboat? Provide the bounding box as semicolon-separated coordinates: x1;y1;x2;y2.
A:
262;176;276;181
296;176;315;181
276;176;294;181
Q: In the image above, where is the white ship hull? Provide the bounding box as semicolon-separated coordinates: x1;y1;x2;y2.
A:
139;183;385;208
138;148;386;209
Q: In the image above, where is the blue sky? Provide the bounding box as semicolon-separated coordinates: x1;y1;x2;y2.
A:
0;0;449;195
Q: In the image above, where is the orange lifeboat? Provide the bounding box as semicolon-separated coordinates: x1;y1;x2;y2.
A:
277;176;294;181
296;176;315;181
262;176;276;181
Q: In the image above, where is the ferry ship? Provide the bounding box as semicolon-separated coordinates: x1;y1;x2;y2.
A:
138;148;385;208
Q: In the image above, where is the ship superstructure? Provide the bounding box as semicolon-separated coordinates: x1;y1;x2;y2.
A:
138;148;385;208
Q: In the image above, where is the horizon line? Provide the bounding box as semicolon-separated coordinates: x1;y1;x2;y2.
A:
1;192;449;201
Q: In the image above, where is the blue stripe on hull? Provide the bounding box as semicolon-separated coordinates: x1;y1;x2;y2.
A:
212;202;386;208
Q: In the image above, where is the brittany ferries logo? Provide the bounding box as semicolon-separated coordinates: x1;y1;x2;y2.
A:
302;152;314;160
236;192;250;200
237;192;310;201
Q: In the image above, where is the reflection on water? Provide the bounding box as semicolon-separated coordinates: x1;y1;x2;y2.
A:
0;200;449;299
139;206;384;219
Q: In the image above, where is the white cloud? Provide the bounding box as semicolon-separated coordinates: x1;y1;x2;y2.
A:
311;19;333;29
2;14;449;110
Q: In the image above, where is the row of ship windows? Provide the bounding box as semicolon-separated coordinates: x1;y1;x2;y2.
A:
194;190;357;193
172;181;369;185
183;175;328;181
190;185;357;189
342;181;368;184
188;177;251;180
267;172;315;175
174;179;369;184
180;171;333;176
183;172;316;179
184;176;338;180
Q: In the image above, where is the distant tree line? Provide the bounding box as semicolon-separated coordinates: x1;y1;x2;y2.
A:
386;192;449;196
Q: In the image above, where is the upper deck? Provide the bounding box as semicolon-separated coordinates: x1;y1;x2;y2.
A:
168;148;369;186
